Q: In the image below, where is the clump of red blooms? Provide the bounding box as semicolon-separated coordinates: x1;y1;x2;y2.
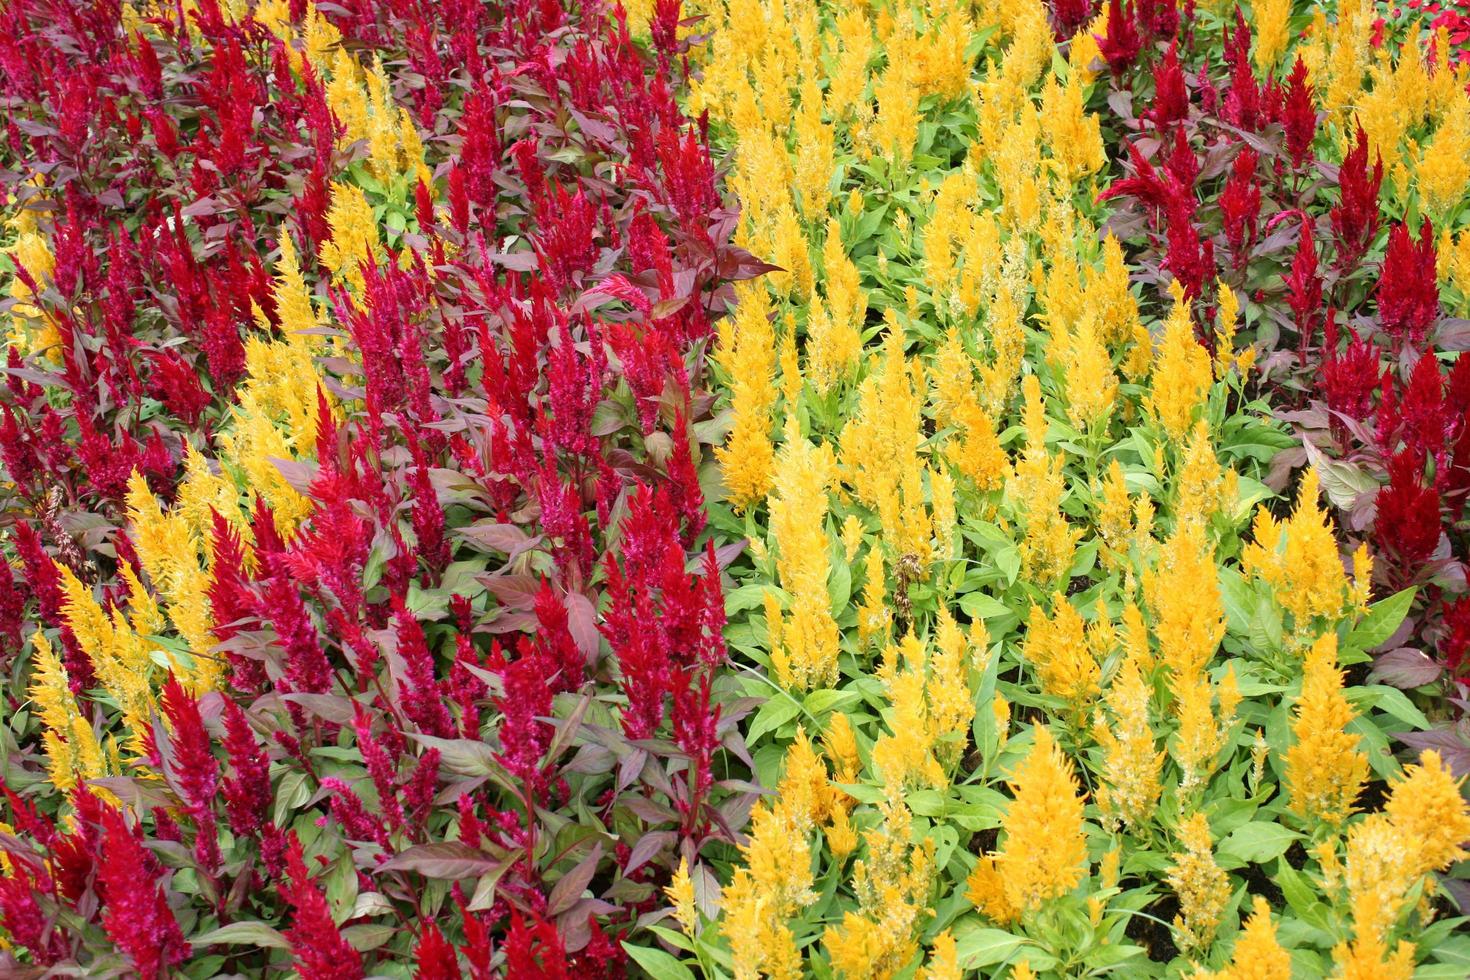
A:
0;0;762;974
1085;0;1470;731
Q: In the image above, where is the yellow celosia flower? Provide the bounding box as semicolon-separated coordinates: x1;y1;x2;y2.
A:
792;79;834;217
1332;926;1415;980
768;426;840;690
921;931;960;980
716;283;778;509
1252;0;1291;70
1195;895;1291;979
1094;651;1162;830
1041;73;1104;182
1147;293;1212;440
872;635;945;791
1167;813;1230;954
29;632;107;795
318;182;382;294
1241;468;1356;636
809;219;865;391
57;566;157;755
1146;517;1225;677
1063;315;1117;431
1383;749;1470;877
1286;633;1367;825
1170;663;1236;795
666;858;698;934
1022;597;1100;708
824;795;933;978
1012;376;1080;585
1417;92;1470;223
967;725;1088;921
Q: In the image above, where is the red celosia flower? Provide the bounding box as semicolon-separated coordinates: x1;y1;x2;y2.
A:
354;702;405;832
1050;0;1096;39
1377;218;1440;349
504;911;570;979
416;921;463;979
1375;449;1442;571
1282;57;1316;168
1148;42;1188;131
220;696;272;840
1398;352;1450;458
1320;319;1381;427
159;674;222;872
98;806;191;979
0;865;66;965
393;598;457;738
1098;0;1142;73
279;832;365;980
147;349;212;426
1285;216;1323;358
1220;148;1261;264
1330;125;1383;271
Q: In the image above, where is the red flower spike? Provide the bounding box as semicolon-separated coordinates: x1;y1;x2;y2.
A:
98;806;191;979
278;832;364;980
415;921;463;980
1377;218;1440;349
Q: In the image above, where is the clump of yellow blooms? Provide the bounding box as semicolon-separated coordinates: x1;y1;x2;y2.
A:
319;182;383;294
4;231;62;361
1243;469;1371;639
1093;649;1163;831
967;726;1088;924
1194;895;1291;979
1167;813;1231;954
1147;289;1214;441
715;283;778;509
29;632;110;796
767;424;840;691
1285;633;1367;825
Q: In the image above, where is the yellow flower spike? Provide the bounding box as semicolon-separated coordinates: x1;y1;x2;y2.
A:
1384;749;1470;876
1170;664;1229;796
768;429;840;690
1040;72;1104;182
1240;468;1354;636
809;218;865;392
1213;280;1242;378
857;548;890;648
1252;0;1291;71
1147;293;1212;440
715;283;778;510
1176;420;1226;520
318;182;381;295
1286;633;1367;826
1167;813;1230;954
767;198;813;301
792;78;834;217
1146;517;1225;677
921;931;960;980
1195;895;1291;979
1022;597;1100;707
872;634;944;792
1063;314;1117;431
969;725;1087;921
1094;650;1163;831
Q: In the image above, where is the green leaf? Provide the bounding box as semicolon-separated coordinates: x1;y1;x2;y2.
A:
804;688;858;716
621;943;696;980
746;695;801;744
1217;823;1301;866
1347;588;1416;651
191;921;291;949
953;923;1026;968
958;592;1010;620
